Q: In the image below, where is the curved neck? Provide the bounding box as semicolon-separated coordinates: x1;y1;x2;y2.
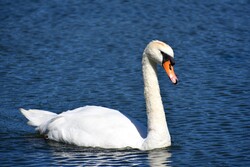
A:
142;53;171;149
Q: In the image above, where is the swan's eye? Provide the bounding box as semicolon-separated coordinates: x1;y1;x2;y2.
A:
161;51;175;66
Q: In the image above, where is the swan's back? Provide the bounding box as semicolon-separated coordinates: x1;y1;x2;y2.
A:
37;106;146;149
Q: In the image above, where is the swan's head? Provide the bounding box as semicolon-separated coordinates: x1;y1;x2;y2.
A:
144;40;178;84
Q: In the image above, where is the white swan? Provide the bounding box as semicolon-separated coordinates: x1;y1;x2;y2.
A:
20;40;178;150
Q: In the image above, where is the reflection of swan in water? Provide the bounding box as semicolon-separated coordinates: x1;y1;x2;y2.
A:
148;149;172;167
48;141;172;166
20;40;178;150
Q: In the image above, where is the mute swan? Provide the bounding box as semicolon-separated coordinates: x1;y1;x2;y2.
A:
20;40;178;150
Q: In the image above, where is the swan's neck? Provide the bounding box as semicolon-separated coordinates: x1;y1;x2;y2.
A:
142;54;171;149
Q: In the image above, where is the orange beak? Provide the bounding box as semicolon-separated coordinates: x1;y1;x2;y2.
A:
163;60;178;85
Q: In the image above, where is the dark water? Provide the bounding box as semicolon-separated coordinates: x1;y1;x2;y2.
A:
1;0;250;166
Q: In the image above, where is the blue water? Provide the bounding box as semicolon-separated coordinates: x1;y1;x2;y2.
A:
1;0;250;166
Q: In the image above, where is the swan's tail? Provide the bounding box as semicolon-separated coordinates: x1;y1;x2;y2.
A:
20;108;57;127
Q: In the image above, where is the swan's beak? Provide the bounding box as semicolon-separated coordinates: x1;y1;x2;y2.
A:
163;60;178;85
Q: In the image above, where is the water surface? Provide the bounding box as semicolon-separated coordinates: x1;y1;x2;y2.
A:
0;0;250;166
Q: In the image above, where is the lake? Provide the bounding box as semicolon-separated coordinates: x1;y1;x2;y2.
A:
0;0;249;166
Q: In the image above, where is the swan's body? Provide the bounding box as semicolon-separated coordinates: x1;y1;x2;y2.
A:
20;40;178;150
21;106;146;148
